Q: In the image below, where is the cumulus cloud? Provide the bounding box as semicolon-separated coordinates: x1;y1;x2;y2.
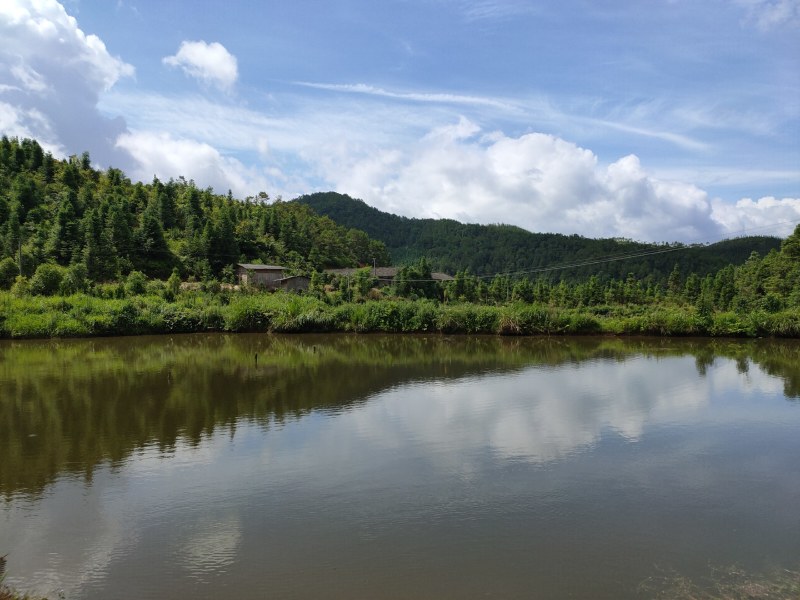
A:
710;196;800;235
0;0;134;165
163;41;238;91
325;117;800;242
116;130;272;198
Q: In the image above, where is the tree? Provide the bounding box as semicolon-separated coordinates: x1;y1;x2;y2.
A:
667;263;682;298
683;273;701;304
512;277;535;303
351;267;376;299
46;191;82;265
82;208;117;281
134;197;173;277
204;204;239;275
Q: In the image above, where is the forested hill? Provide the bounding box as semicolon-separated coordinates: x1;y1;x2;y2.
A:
296;192;782;283
0;137;390;284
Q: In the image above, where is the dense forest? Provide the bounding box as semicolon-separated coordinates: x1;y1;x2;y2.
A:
0;136;390;287
296;192;782;283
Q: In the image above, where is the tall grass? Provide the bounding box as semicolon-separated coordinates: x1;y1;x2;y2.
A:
1;290;798;339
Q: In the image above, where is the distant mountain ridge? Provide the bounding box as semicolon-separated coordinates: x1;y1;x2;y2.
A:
295;192;782;283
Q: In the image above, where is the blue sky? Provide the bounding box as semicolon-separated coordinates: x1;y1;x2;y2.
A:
1;0;798;242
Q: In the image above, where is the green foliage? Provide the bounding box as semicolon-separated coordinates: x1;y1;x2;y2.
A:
166;268;181;297
223;296;272;332
1;287;799;339
29;263;64;296
0;258;18;290
9;276;29;297
125;270;147;296
297;192;782;283
0;137;389;285
61;263;88;295
0;137;798;341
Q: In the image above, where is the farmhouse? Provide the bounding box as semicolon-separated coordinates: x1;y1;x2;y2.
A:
236;264;286;287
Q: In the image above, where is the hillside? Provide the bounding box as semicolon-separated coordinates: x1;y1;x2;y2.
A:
0;137;390;286
295;192;782;283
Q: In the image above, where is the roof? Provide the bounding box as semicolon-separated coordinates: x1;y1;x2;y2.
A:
324;267;454;281
325;267;398;278
237;263;286;271
431;272;455;281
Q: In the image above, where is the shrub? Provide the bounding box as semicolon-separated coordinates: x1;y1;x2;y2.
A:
60;263;88;295
29;263;64;296
10;276;30;297
0;257;19;290
167;268;181;297
125;271;147;296
566;312;601;334
223;297;271;332
201;279;221;294
437;304;498;334
709;312;751;337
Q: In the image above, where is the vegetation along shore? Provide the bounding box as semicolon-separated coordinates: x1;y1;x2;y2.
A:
1;136;798;339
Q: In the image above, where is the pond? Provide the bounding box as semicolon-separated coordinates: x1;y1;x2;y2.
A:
1;334;799;599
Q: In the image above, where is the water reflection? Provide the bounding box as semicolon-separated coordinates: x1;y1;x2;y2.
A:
1;335;798;498
2;335;800;599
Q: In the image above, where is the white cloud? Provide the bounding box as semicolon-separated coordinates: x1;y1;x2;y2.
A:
734;0;800;29
710;196;800;236
116;130;273;198
1;1;792;244
97;87;800;242
163;41;238;91
454;0;541;22
0;0;133;91
10;62;49;93
324;117;800;242
0;0;134;165
295;81;519;112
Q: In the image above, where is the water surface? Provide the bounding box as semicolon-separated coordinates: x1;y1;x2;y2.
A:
1;334;799;599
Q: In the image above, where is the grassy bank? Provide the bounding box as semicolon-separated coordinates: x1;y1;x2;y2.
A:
2;290;799;339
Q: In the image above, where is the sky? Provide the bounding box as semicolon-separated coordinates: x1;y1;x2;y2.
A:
0;0;798;243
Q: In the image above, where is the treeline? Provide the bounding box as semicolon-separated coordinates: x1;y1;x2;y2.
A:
313;223;800;316
296;192;782;282
0;137;390;288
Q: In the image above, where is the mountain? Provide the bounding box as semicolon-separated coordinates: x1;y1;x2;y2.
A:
295;192;782;283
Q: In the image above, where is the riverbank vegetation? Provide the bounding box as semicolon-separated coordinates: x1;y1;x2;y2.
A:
1;136;798;339
1;285;799;338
